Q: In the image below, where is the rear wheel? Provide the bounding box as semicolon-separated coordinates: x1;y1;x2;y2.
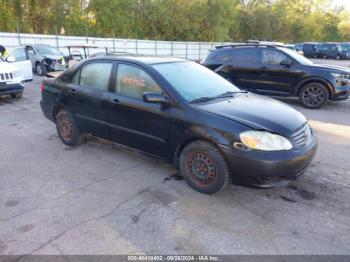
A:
299;82;329;109
179;141;230;194
55;110;84;146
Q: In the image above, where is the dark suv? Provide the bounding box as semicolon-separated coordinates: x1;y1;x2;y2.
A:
302;42;322;58
202;44;350;108
319;43;350;60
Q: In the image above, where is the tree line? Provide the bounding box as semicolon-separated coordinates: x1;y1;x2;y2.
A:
1;0;350;43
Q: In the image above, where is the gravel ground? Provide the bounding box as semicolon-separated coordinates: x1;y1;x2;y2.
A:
0;59;349;256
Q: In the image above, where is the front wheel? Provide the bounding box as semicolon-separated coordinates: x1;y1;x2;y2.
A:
299;82;329;109
36;63;47;76
179;141;230;194
55;110;85;146
10;92;23;99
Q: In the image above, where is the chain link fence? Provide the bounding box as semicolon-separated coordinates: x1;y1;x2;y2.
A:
0;32;234;61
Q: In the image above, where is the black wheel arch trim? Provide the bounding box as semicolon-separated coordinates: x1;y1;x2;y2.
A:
295;77;333;97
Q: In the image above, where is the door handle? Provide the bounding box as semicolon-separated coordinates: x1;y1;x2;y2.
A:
111;98;120;104
68;89;77;95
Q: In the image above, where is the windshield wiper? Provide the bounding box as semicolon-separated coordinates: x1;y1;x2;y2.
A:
216;90;247;98
190;96;216;103
190;90;248;103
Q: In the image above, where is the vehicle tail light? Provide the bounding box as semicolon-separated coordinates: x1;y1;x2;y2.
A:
40;82;45;93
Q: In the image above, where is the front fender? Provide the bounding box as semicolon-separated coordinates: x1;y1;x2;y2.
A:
294;77;333;96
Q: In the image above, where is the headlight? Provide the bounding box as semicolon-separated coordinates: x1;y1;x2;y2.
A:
13;70;22;78
239;131;293;151
331;73;350;79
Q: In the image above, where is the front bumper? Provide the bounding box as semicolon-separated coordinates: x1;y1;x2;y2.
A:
219;136;317;187
45;61;66;72
0;82;24;95
331;89;349;101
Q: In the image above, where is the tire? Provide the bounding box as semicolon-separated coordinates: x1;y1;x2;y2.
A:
55;110;84;146
10;92;22;99
179;141;230;194
299;82;329;109
36;62;47;76
336;55;340;60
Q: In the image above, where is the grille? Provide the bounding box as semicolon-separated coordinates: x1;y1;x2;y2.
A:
290;123;313;147
0;73;13;81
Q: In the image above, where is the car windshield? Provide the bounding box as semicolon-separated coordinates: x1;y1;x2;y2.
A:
35;46;61;55
341;44;350;51
280;47;313;65
152;61;241;102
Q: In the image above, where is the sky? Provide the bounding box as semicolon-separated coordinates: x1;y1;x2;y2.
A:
333;0;350;10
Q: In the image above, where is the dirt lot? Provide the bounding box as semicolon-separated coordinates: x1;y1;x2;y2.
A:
0;59;350;256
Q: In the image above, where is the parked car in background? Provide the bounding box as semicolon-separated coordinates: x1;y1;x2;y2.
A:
201;42;350;108
295;43;304;52
26;45;66;75
40;56;317;194
286;44;304;56
302;42;322;58
0;57;24;98
4;46;33;81
318;42;350;60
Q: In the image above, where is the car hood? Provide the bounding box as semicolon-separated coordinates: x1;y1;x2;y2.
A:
0;62;19;73
195;93;307;136
308;63;350;74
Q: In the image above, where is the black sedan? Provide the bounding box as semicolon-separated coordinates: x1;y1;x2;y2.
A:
40;56;317;194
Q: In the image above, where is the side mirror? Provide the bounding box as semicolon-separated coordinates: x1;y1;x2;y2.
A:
143;92;168;105
6;56;16;62
280;59;293;67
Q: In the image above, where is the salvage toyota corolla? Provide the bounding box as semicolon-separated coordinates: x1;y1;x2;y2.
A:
40;56;317;194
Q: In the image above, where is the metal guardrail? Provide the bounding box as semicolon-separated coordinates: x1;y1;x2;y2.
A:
0;32;234;60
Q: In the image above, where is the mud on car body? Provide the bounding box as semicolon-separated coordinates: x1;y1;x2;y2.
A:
40;56;317;194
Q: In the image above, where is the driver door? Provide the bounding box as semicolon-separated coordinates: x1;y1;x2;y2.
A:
257;48;303;96
107;63;170;158
6;47;33;81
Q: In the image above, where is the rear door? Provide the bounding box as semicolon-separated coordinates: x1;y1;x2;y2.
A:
107;62;170;158
219;47;260;90
66;61;113;139
6;47;33;81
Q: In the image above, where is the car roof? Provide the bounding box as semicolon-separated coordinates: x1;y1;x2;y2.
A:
86;56;188;65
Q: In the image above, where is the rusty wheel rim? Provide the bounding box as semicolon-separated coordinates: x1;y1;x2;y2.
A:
57;115;73;142
185;152;217;186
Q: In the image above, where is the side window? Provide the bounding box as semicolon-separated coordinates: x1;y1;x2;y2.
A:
27;46;35;55
79;62;112;91
229;48;258;65
9;48;28;61
71;71;80;85
262;49;288;65
116;64;161;100
213;50;233;63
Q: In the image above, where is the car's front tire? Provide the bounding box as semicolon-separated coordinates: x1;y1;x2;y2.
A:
179;141;230;194
10;92;23;99
55;110;85;146
36;62;47;76
299;82;329;109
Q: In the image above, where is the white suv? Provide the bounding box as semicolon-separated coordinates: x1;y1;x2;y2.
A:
0;58;24;98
